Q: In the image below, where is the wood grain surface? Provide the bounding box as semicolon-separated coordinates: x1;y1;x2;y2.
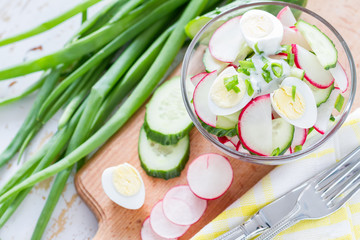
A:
75;1;360;239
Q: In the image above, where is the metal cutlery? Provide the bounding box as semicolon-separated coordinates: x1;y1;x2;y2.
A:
215;146;360;240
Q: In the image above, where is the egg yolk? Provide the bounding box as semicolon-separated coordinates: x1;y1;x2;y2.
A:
112;164;141;196
210;74;245;108
273;86;305;120
241;13;274;38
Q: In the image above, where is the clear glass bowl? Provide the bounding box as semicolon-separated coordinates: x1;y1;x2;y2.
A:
181;1;356;165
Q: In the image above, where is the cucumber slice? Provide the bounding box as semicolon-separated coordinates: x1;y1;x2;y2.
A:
138;127;190;180
303;78;334;107
203;48;228;73
144;77;193;145
295;20;337;70
216;111;241;130
290;67;304;80
200;118;236;137
272;118;294;155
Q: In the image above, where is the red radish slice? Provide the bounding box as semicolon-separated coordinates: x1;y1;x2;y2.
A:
193;70;217;127
191;72;208;87
209;16;246;63
329;62;348;93
163;185;207;225
292;44;334;89
314;88;340;134
141;217;176;240
281;27;311;51
150;201;190;239
217;136;229;144
238;95;273;156
187;153;233;200
277;6;296;27
229;136;240;148
290;127;308;153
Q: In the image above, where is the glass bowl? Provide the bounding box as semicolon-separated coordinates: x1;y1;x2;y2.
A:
180;1;356;165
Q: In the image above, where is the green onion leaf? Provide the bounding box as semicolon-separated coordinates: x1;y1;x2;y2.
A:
294;145;302;152
245;79;254;96
330;115;335;122
308;127;314;134
262;70;271;83
287;53;295;66
224;75;240;93
281;45;291;54
254;42;263;54
238;68;250;76
334;94;345;112
238;60;254;69
271;147;280;156
261;56;269;63
262;63;269;71
292;85;296;102
271;62;283;78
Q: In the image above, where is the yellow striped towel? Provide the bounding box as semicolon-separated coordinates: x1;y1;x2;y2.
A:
192;109;360;240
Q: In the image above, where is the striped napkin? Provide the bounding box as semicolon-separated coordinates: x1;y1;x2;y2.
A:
192;109;360;240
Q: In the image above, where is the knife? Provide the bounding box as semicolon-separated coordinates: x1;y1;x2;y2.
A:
214;182;308;240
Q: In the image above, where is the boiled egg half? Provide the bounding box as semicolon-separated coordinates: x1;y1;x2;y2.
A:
208;66;253;115
239;9;284;55
271;77;317;128
102;163;145;210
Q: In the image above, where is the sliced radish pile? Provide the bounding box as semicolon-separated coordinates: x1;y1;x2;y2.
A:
150;201;190;239
238;95;273;156
141;218;176;240
290;127;308;153
277;6;296;27
187;153;233;200
314;88;340;134
281;27;311;50
193;70;217;127
190;72;208;87
209;16;246;62
163;185;207;225
292;44;334;89
329;62;348;93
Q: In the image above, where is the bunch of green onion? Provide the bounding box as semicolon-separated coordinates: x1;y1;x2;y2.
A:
0;0;227;238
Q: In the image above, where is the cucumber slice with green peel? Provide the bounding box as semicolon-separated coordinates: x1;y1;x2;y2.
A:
216;111;241;130
200;118;237;137
144;77;193;145
203;48;228;73
303;78;334;107
272;118;295;155
138;127;190;180
290;67;304;80
295;20;337;70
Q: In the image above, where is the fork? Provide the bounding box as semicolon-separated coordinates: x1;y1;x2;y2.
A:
255;146;360;240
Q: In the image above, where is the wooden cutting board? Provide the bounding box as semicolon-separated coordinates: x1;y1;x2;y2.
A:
75;1;360;239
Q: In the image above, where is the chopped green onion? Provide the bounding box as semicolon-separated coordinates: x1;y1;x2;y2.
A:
330;115;335;122
254;42;263;54
238;68;250;76
271;62;283;78
281;45;291;54
287;53;295;66
294;145;302;152
308;127;314;134
262;70;272;83
262;63;269;71
238;60;254;69
335;94;345;112
224;75;240;93
271;147;280;156
261;56;269;63
245;79;254;96
292;85;296;101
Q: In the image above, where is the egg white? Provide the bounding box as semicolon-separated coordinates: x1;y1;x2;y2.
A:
101;163;145;210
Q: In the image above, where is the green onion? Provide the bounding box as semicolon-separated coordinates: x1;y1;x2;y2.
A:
254;42;263;54
224;75;240;93
262;70;272;83
294;145;302;152
262;63;269;71
261;56;269;63
238;60;254;69
271;147;280;156
238;68;250;76
292;85;296;101
287;53;295;66
245;79;254;96
281;44;291;54
335;94;345;112
330;115;336;122
0;0;208;205
271;62;283;78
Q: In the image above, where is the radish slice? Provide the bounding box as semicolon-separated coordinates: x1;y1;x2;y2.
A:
277;6;296;27
191;72;208;87
229;135;240;148
217;136;229;144
238;95;273;156
290;127;308;153
163;185;207;225
193;70;217;127
281;27;311;51
329;62;348;93
292;44;334;89
141;217;176;240
314;88;340;134
187;153;233;200
150;201;190;239
209;16;247;63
